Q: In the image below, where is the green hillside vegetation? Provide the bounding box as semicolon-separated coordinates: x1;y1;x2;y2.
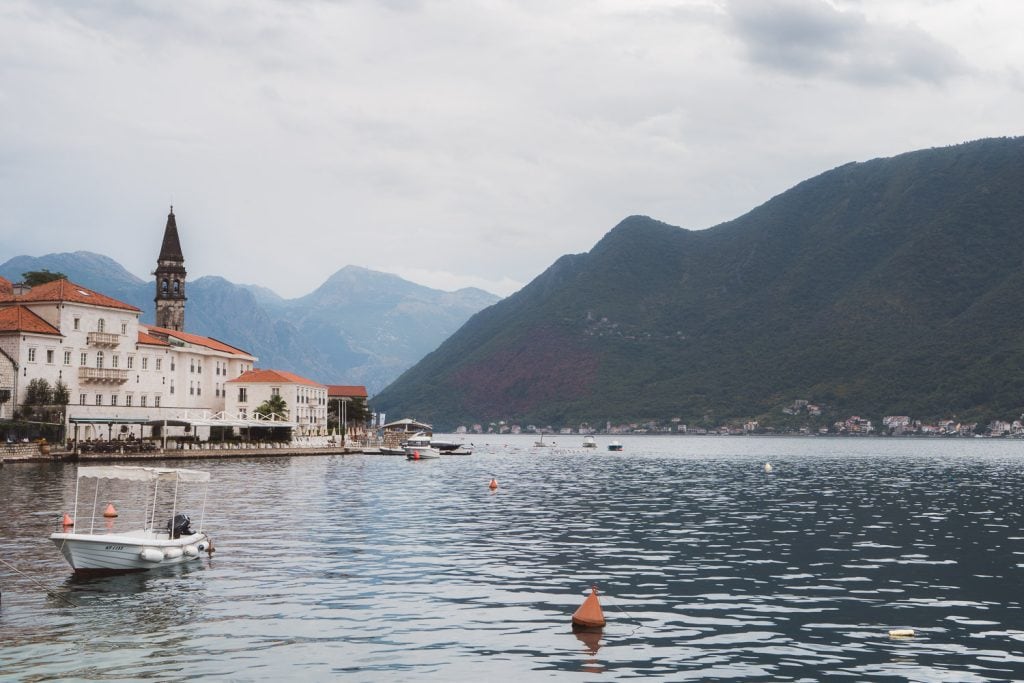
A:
373;137;1024;429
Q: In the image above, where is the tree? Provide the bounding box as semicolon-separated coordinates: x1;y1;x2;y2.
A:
328;397;371;434
24;378;53;405
21;270;67;286
53;380;70;406
253;394;288;420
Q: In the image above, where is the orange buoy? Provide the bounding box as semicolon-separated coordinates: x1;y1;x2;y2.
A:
413;450;421;460
103;503;118;518
61;512;74;527
489;478;498;490
572;585;606;631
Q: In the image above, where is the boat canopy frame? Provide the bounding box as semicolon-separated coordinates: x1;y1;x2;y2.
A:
70;465;210;538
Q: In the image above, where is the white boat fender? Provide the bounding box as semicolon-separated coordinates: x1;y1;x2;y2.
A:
139;548;164;563
163;547;184;560
183;544;199;557
889;629;915;638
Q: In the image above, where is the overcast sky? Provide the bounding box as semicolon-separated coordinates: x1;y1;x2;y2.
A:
1;0;1021;298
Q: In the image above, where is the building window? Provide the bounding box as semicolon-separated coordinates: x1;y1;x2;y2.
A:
154;395;161;408
73;317;80;330
190;359;195;373
238;387;248;403
156;358;162;371
95;394;103;406
28;348;36;362
171;359;175;371
170;381;175;395
127;356;134;369
142;357;149;370
189;382;194;396
121;322;127;335
96;351;104;369
46;349;54;364
97;318;105;333
111;395;118;406
111;355;119;369
197;385;201;396
126;395;133;407
141;395;148;407
64;350;72;365
80;352;87;366
271;387;280;398
79;394;86;405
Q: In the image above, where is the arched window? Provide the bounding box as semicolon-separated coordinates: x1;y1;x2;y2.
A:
162;279;169;293
96;351;104;369
173;280;180;294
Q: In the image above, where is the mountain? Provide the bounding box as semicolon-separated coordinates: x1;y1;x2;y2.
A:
372;137;1024;429
0;257;499;393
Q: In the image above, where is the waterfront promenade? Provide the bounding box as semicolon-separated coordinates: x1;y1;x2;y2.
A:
1;441;375;464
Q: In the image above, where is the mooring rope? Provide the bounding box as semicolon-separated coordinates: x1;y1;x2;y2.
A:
608;599;644;637
0;557;78;607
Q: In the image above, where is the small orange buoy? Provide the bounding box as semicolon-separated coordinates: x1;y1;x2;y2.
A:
489;478;498;490
103;503;118;518
61;512;74;527
572;585;606;631
413;450;420;460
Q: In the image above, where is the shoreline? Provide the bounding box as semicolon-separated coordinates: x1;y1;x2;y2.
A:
1;445;380;465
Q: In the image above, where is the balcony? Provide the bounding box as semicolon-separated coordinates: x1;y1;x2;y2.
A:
87;331;121;347
79;367;129;384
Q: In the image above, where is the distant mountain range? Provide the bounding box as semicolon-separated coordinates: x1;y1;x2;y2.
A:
372;137;1024;429
0;255;499;394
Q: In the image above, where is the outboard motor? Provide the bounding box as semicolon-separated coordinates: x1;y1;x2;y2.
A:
167;513;193;539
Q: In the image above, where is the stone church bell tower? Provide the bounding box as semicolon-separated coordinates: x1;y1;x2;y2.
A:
154;206;187;331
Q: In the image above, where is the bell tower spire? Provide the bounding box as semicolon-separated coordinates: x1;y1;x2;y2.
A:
154;205;187;331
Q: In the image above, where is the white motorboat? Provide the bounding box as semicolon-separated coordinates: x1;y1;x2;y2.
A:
50;465;213;574
404;432;441;460
608;440;624;452
582;436;597;448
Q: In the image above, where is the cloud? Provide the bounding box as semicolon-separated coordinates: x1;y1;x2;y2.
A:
726;0;967;85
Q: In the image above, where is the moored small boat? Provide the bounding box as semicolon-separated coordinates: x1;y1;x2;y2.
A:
607;441;623;452
404;433;441;460
582;435;597;448
50;465;213;574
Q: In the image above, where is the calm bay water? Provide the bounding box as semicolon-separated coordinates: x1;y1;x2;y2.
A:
3;435;1024;680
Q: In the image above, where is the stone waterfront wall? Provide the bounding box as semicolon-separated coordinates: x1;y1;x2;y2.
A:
0;442;49;462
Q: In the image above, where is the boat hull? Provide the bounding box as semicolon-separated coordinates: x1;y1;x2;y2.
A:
50;530;210;574
405;446;441;459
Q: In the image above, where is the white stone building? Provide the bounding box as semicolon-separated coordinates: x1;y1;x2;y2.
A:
225;369;328;436
0;277;257;441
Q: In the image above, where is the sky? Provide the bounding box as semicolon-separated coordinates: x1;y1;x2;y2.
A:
1;0;1021;298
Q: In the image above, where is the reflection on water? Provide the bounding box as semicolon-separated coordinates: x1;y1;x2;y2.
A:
3;437;1024;679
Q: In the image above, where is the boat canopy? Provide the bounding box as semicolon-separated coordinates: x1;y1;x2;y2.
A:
76;465;211;483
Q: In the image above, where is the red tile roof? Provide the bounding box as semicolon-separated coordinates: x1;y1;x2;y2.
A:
143;325;252;357
137;330;171;346
227;369;325;388
0;305;62;336
326;384;368;398
0;276;13;296
0;279;140;312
